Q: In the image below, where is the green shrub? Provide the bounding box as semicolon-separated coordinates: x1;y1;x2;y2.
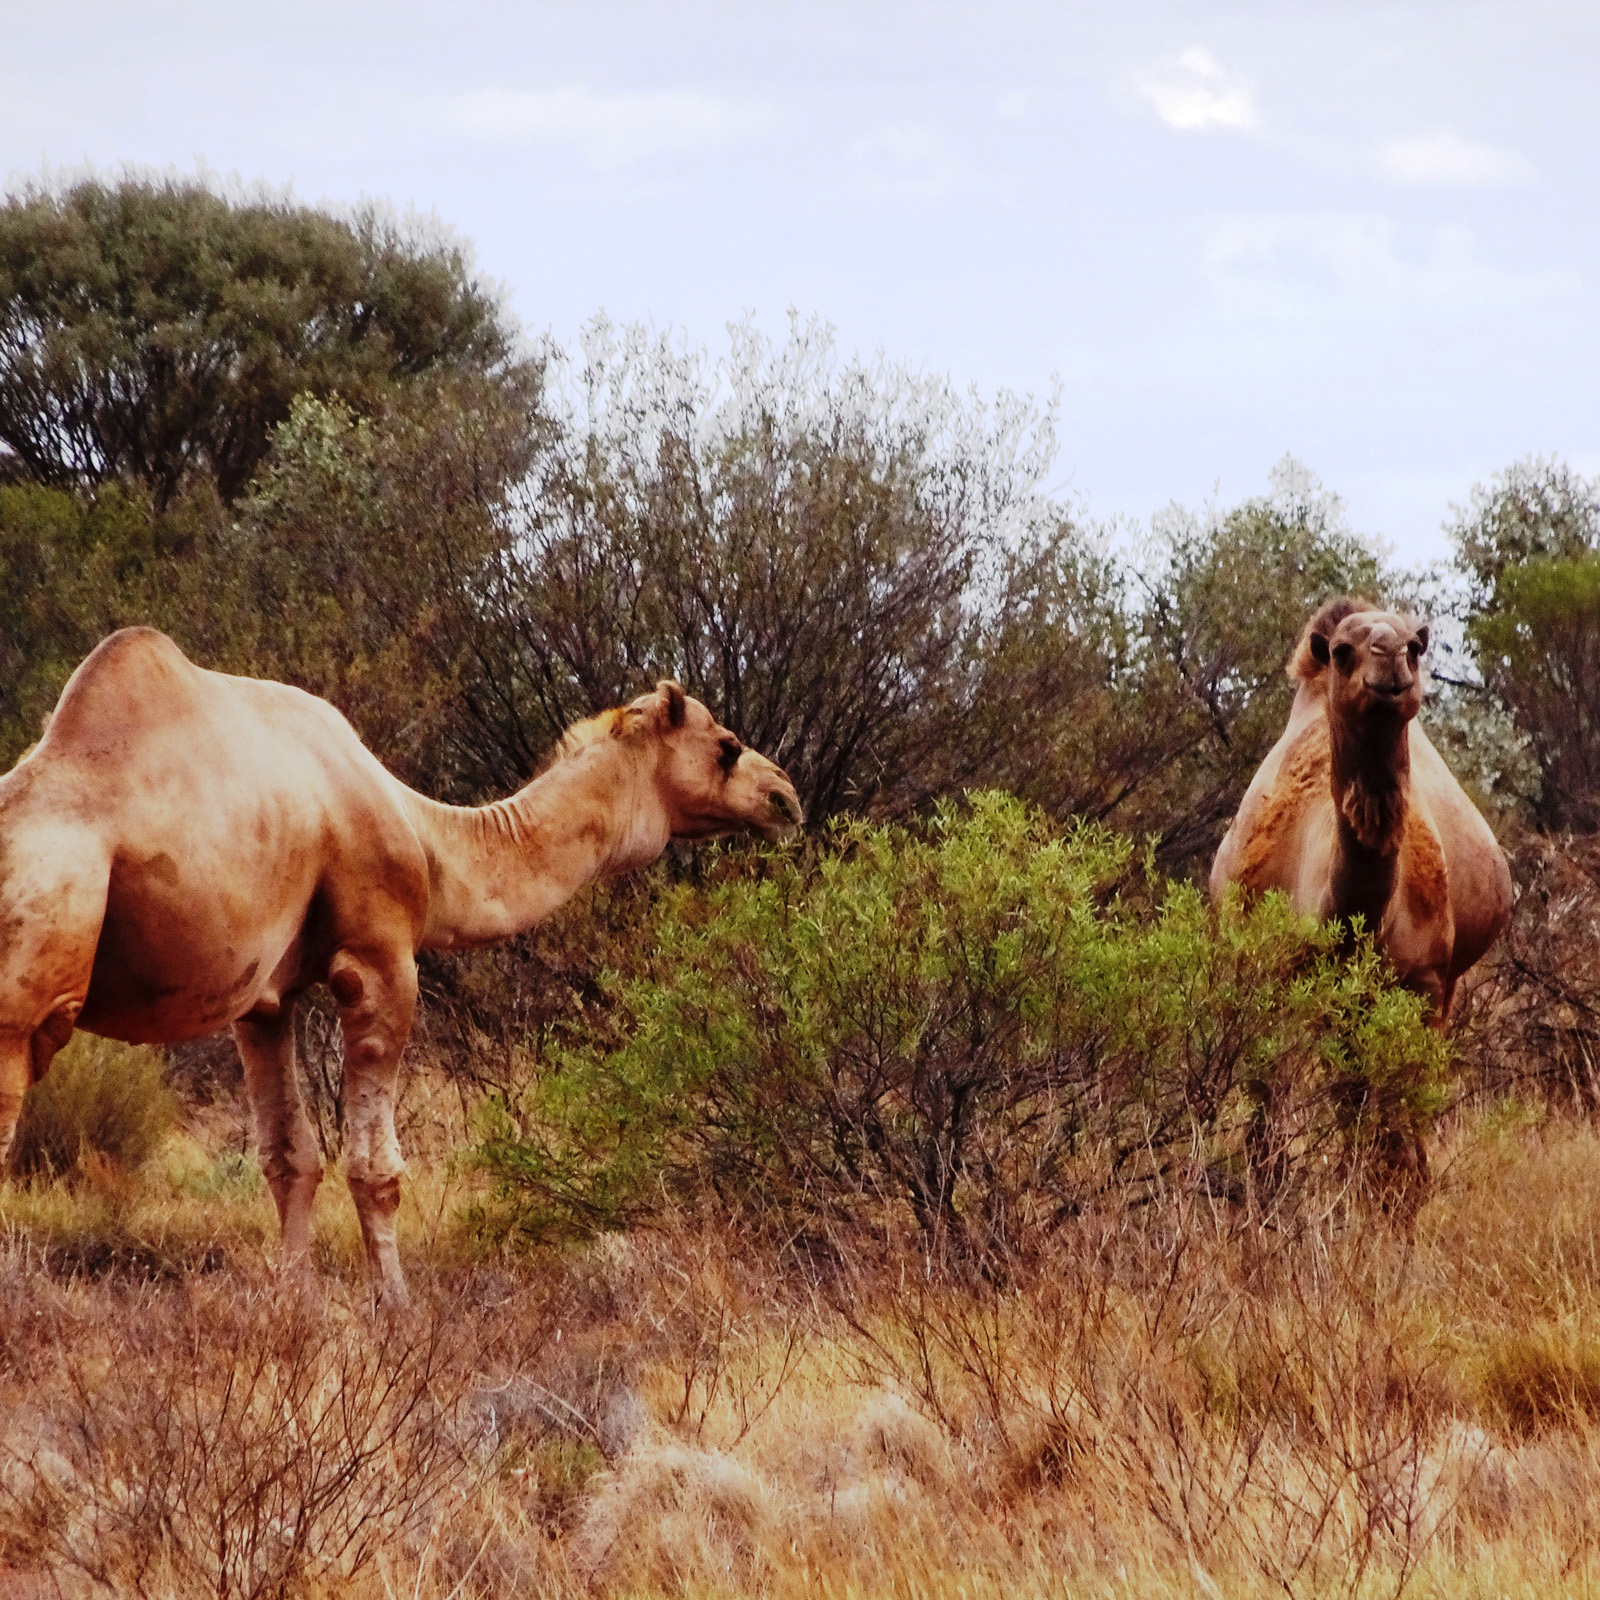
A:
12;1033;180;1179
471;794;1448;1255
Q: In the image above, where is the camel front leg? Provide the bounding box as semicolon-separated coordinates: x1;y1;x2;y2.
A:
329;947;417;1310
234;1007;324;1270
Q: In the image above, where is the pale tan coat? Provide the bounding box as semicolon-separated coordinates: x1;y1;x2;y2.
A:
1211;599;1512;1018
0;628;801;1303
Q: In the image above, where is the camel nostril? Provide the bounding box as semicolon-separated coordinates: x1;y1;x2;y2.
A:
768;790;802;828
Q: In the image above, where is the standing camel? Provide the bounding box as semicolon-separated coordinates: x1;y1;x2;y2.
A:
1211;597;1512;1019
0;628;802;1305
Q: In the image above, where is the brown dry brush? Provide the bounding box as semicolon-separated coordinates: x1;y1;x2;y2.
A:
1454;832;1600;1110
813;1182;1476;1599
0;1279;483;1599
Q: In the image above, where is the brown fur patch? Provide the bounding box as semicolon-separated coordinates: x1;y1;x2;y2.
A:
1238;719;1331;891
1402;806;1450;929
1289;596;1381;685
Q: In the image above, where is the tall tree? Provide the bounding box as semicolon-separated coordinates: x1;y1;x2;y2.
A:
1451;457;1600;831
0;175;517;505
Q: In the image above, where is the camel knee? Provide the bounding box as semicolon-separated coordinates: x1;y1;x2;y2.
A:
341;1062;404;1187
344;1135;405;1190
254;1113;325;1192
347;1170;403;1217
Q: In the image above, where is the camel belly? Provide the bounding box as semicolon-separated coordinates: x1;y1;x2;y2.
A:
78;850;325;1043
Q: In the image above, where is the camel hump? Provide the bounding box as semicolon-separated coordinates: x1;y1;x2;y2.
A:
39;628;201;752
75;626;191;678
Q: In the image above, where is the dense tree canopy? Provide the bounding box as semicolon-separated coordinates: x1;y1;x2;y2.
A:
0;176;518;505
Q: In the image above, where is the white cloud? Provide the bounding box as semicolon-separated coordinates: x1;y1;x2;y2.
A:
1205;213;1576;320
1137;47;1258;133
1376;131;1535;188
440;86;775;167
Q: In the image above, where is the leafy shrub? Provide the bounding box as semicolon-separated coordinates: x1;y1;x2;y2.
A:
11;1033;180;1180
472;794;1448;1256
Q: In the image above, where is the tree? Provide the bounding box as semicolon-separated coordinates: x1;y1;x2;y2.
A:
467;315;1067;819
0;175;517;506
216;366;549;798
1450;457;1600;831
0;479;218;766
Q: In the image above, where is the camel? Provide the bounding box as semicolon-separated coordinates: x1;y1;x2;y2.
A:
0;627;802;1305
1211;597;1512;1020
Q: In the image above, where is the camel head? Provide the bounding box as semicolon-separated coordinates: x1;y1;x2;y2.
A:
1297;599;1430;726
570;681;803;842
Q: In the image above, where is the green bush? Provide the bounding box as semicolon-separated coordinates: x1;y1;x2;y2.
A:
12;1033;180;1180
471;794;1448;1255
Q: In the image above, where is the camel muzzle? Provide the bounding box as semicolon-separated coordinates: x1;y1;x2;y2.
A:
763;786;804;838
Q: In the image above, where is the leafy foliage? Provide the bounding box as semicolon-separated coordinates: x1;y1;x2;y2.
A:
1452;456;1600;830
472;795;1447;1255
215;371;549;797
0;175;516;506
472;315;1069;819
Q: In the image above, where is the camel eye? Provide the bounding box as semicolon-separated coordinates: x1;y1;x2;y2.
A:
717;736;743;774
1332;642;1356;673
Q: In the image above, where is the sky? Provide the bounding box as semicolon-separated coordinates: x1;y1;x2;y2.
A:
3;0;1596;564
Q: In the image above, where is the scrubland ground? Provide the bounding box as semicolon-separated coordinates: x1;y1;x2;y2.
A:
4;1060;1600;1600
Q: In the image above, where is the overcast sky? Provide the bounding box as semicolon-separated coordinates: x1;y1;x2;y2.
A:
4;0;1596;563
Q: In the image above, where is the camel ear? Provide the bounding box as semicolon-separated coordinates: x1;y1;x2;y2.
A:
1413;624;1430;655
1309;631;1331;667
658;680;687;728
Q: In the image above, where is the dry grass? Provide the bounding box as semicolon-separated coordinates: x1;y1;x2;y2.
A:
6;1064;1600;1597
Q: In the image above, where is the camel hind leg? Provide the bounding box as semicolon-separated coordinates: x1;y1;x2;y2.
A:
0;1009;82;1170
0;1041;30;1170
234;1006;325;1268
328;944;418;1310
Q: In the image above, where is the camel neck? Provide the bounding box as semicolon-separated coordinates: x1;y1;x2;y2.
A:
402;738;671;950
1325;708;1410;931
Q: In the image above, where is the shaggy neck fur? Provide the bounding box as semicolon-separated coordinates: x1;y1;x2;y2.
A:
1328;708;1411;855
1324;703;1410;934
